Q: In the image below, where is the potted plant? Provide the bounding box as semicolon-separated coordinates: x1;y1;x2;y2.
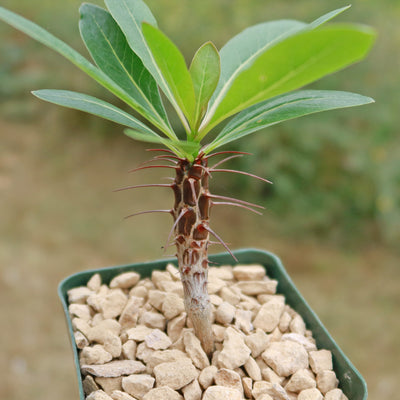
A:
0;1;375;399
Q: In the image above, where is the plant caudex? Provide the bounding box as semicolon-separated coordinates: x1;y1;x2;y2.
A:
0;1;375;354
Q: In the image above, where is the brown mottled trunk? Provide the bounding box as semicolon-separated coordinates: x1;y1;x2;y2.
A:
172;154;214;355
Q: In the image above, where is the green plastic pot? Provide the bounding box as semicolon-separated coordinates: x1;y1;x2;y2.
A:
58;248;367;399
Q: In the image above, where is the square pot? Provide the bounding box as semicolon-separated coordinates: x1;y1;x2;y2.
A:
58;248;367;399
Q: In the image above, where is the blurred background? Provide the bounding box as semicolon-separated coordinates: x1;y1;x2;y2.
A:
0;0;398;399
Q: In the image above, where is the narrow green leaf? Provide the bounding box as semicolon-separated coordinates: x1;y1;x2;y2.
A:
201;6;353;135
189;42;220;129
79;3;171;135
124;129;201;161
0;6;161;132
104;0;190;132
142;23;196;128
204;25;376;133
309;5;351;29
205;90;375;153
32;89;157;134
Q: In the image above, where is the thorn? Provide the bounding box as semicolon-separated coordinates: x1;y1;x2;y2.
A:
164;209;188;251
189;178;197;203
146;148;175;154
124;209;173;219
113;183;172;192
210;154;244;169
207;193;264;209
203;225;238;262
211;201;263;215
209;168;272;184
206;150;252;159
129;165;178;173
135;156;177;169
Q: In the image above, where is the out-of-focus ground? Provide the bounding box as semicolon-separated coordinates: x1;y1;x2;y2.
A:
0;1;399;399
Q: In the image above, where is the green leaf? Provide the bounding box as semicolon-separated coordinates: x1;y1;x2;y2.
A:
189;42;220;130
104;0;191;132
205;90;375;153
0;6;162;132
79;3;171;135
203;24;376;133
142;23;196;128
32;89;157;134
200;6;356;135
125;129;201;161
202;19;306;133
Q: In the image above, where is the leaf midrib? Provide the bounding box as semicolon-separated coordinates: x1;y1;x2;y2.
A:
88;12;164;130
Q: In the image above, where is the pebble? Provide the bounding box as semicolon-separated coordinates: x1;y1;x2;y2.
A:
262;341;309;377
242;377;253;398
298;388;323;400
142;386;183;400
285;369;316;392
219;287;241;305
161;293;185;320
214;368;243;394
245;328;270;357
121;340;137;361
144;329;172;350
167;313;186;342
215;301;236;325
253;297;285;332
68;265;348;400
309;350;333;374
325;388;348;400
75;331;89;349
316;370;338;394
140;311;166;330
69;304;92;320
81;360;146;377
122;374;155;399
110;390;137;400
153;359;198;390
244;356;262;381
202;386;243;400
232;264;266;280
80;345;113;365
183;330;210;369
234;309;253;334
198;365;217;389
217;327;251;369
86;390;113;400
68;287;93;304
87;274;102;291
126;326;153;342
119;297;144;330
110;272;140;289
182;379;202;400
146;349;189;370
83;375;99;395
95;377;122;394
281;333;317;352
235;280;277;295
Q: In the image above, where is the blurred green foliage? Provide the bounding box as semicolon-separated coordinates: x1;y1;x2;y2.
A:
0;0;399;247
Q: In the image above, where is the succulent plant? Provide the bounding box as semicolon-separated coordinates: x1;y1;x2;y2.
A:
0;0;375;354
